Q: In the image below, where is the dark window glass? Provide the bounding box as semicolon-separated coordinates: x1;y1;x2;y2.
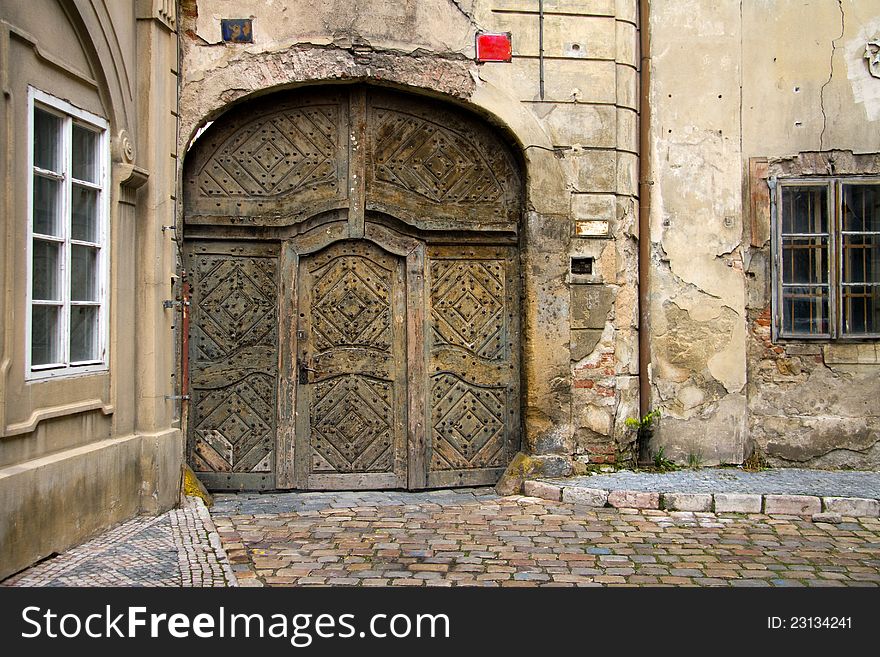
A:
782;186;828;234
781;286;830;336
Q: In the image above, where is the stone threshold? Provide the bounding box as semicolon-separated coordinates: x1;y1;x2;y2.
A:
522;480;880;519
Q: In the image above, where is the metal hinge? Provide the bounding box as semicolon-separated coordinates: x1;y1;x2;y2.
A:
164;394;190;401
163;299;191;309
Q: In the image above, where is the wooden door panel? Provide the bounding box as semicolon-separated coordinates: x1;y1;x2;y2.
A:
426;245;521;487
295;240;408;489
365;90;522;233
184;91;349;226
186;241;279;490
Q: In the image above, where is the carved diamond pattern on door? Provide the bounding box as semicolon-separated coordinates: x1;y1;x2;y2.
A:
186;244;279;490
192;373;276;473
430;260;505;360
310;254;391;352
372;108;505;204
430;373;506;470
310;374;394;473
194;257;277;361
194;106;340;199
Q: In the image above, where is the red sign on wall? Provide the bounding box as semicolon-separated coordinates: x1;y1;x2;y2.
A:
476;32;512;63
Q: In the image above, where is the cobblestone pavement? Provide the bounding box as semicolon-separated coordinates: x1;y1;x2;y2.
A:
544;468;880;498
2;497;236;587
211;492;880;587
211;487;497;516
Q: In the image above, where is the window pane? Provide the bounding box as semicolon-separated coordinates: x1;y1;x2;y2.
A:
33;175;62;236
782;286;829;335
32;239;60;301
842;285;880;335
32;305;60;365
72;124;98;183
71;245;98;302
782;186;828;234
782;236;828;284
70;306;98;362
72;184;98;242
34;108;61;172
842;184;880;232
842;234;880;285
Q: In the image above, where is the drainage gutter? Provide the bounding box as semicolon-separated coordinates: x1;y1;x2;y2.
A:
637;0;652;418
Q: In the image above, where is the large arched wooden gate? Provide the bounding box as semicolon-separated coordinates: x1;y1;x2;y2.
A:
183;86;523;490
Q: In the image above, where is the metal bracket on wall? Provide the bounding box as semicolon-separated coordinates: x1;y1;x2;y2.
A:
164;395;191;401
163;299;190;309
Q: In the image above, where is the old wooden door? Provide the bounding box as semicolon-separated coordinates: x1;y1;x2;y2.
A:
186;241;279;490
426;244;520;488
294;240;408;489
183;85;523;491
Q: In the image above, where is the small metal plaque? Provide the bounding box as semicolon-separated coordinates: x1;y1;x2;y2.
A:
476;32;512;63
221;19;253;43
574;219;609;237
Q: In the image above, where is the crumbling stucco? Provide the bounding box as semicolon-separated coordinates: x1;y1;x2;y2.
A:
648;0;880;468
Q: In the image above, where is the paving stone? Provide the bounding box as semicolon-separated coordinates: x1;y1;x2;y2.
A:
812;512;843;524
765;495;822;516
523;480;562;501
822;497;880;518
561;487;608;507
661;493;713;512
714;493;763;514
607;490;660;510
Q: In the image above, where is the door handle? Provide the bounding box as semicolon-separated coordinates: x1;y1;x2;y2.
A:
298;362;316;384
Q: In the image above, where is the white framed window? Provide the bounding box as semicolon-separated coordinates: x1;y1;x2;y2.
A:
27;87;110;379
773;177;880;340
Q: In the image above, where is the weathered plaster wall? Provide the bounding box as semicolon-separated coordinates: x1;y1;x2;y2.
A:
178;0;641;471
649;0;880;467
647;0;746;465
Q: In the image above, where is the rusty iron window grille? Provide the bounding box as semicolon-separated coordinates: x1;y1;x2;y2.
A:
772;177;880;341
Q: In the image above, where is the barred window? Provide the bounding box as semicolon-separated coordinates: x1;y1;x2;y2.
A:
27;88;109;378
774;179;880;339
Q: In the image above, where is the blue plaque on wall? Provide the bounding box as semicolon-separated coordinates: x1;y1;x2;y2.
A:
221;19;253;43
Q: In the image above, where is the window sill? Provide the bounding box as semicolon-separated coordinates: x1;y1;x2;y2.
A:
26;364;109;382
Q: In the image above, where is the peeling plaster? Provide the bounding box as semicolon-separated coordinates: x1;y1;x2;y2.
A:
846;18;880;122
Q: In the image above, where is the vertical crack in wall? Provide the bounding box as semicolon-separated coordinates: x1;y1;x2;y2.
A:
819;0;845;151
448;0;479;29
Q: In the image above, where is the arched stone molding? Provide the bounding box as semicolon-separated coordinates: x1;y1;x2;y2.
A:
66;0;137;163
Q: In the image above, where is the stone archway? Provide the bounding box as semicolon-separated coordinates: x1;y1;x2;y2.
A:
182;85;524;491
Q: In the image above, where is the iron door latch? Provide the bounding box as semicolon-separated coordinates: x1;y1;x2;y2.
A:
298;362;316;384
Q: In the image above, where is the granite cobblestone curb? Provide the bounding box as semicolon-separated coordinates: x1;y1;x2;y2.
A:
522;479;880;518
